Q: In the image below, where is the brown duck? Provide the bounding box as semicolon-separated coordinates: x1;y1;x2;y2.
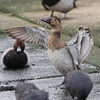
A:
5;16;93;75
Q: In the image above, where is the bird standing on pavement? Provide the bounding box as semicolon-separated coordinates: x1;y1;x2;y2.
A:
5;16;93;75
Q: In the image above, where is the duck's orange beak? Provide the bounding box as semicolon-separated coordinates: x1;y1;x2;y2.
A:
41;17;51;24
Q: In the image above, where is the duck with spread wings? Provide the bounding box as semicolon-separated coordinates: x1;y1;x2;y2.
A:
5;16;93;76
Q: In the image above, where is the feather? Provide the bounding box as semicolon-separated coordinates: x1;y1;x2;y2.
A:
67;27;93;66
5;27;50;46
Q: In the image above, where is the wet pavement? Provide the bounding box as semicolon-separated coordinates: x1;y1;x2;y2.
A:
0;36;100;100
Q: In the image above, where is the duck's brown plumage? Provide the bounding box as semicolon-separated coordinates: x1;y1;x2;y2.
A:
14;39;25;52
48;30;66;50
5;16;93;75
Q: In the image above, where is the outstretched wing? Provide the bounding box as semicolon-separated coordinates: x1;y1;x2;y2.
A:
5;27;51;46
67;27;93;66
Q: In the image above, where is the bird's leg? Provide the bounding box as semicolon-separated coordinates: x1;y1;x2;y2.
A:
51;11;54;17
60;13;67;20
49;84;65;89
49;78;66;89
64;13;67;19
53;83;66;89
72;61;77;70
76;65;81;70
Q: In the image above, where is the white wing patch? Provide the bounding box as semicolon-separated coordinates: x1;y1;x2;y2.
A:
67;27;93;66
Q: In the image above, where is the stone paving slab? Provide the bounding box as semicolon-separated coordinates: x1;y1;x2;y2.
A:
0;73;100;100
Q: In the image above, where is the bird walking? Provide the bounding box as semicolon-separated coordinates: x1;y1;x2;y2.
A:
5;16;93;75
42;0;77;19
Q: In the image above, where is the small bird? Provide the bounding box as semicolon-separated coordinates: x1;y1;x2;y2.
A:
5;16;93;75
61;70;93;100
42;0;77;19
1;39;28;68
15;82;49;100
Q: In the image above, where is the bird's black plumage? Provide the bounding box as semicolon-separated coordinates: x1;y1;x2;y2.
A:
3;50;28;68
42;0;77;18
42;0;60;10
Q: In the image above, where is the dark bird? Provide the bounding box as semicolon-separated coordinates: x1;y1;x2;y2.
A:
5;16;93;75
42;0;77;19
1;39;28;68
62;70;93;100
15;82;49;100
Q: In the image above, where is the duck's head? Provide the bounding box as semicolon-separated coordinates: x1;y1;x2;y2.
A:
42;16;62;32
13;39;25;52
